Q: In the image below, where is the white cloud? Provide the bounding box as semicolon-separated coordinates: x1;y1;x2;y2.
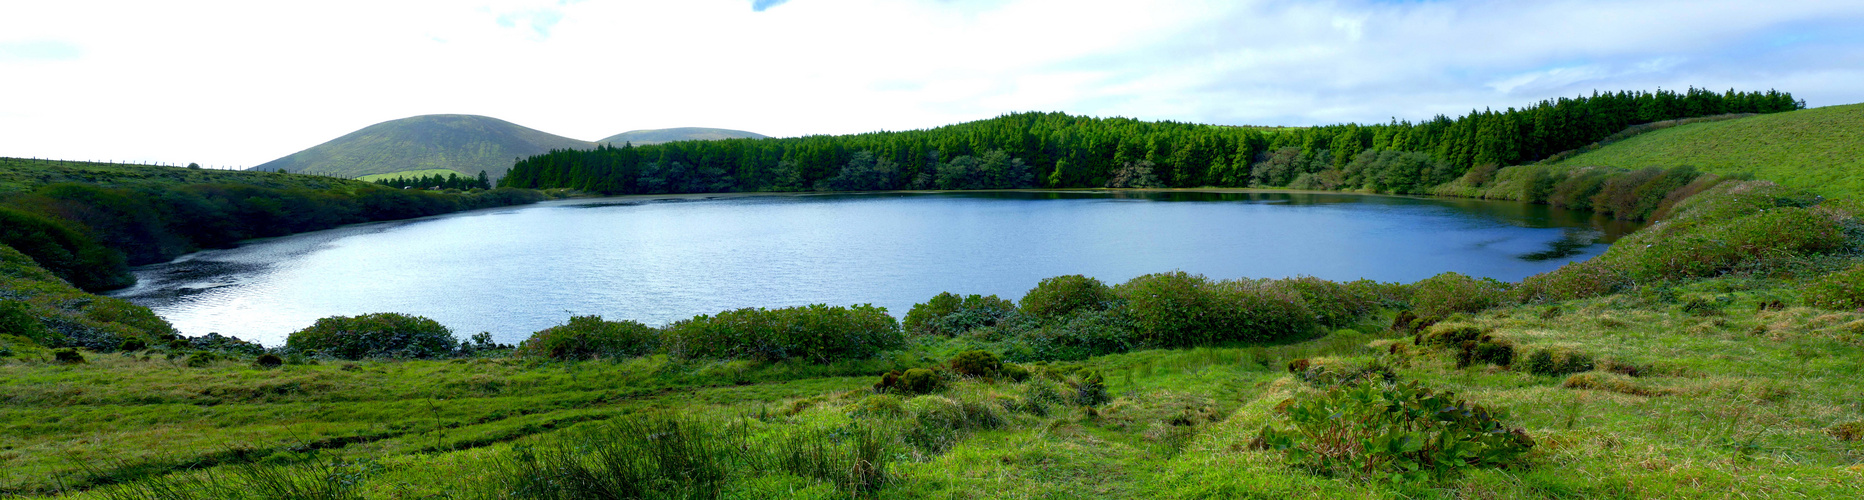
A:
1;0;1862;167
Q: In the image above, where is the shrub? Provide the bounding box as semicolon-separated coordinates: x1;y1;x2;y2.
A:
1004;309;1137;362
1114;271;1317;347
53;347;84;364
1418;322;1483;347
1268;276;1381;328
117;336;148;352
255;353;284;368
284;313;458;360
663;304;901;363
514;315;659;360
186;351;221;368
1471;341;1516;367
904;292;1015;336
1065;370;1110;406
1019;275;1114;319
948;350;1002;378
1802;263;1864;310
1410;272;1511;319
1523;348;1594;376
1515;259;1631;303
0;299;53;346
1251;380;1535;481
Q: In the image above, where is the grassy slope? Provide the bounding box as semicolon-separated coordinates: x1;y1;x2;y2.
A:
1558;103;1864;199
7;291;1860;498
0;157;373;195
355;169;469;182
596;127;769;146
251;115;596;180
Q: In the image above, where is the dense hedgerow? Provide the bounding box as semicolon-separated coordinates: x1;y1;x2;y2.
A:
284;313;458;359
1001;309;1137;362
514;315;659;360
904;292;1016;336
1803;263;1864;311
1018;274;1114;320
664;304;902;363
1114;271;1317;347
1409;272;1511;319
1268;276;1387;328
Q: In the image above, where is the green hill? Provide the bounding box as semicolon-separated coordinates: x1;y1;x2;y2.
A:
251;115;596;180
1558;103;1864;198
357;169;469;183
597;127;768;146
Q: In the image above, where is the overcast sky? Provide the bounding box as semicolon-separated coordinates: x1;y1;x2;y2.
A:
3;0;1862;168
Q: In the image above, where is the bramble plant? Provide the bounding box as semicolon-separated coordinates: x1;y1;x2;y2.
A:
1253;380;1535;481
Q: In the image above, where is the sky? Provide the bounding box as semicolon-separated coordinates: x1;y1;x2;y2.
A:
3;0;1862;169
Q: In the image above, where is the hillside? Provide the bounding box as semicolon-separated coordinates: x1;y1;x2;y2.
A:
1558;103;1864;199
0;157;371;195
251;115;596;180
598;127;769;145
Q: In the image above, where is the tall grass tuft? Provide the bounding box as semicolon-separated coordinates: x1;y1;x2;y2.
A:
491;414;739;500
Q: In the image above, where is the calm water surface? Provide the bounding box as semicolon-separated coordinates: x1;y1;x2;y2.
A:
111;191;1635;346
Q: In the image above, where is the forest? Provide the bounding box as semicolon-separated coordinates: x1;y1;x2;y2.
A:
0;159;545;292
498;88;1803;196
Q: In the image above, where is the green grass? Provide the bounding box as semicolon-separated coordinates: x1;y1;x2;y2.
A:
1559;103;1864;199
8;279;1863;498
355;169;468;183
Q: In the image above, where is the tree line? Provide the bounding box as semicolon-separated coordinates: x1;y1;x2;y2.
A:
499;87;1802;195
1;172;545;292
371;171;493;191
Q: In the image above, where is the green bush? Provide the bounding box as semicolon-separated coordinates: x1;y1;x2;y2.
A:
514;315;659;360
0;299;53;345
254;353;284;368
1114;271;1317;347
1004;309;1137;362
1803;263;1864;310
186;351;221;368
663;304;901;363
1252;380;1535;481
1523;348;1594;376
876;368;944;395
1515;259;1631;303
1410;272;1511;319
1616;207;1846;280
904;292;1015;336
53;347;85;364
1267;276;1381;328
948;350;1002;378
284;313;458;360
1418;322;1482;348
1019;275;1114;319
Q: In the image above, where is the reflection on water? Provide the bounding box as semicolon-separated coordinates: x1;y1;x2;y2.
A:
111;190;1635;346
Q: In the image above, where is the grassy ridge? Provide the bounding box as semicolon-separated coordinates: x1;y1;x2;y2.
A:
0;157;369;195
1558;103;1864;199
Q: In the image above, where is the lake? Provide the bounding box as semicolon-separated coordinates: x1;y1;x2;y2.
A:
110;190;1637;346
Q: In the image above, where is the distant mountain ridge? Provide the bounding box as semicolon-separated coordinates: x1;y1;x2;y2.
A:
251;116;768;181
598;127;769;146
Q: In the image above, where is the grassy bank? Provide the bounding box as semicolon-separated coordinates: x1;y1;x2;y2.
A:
1556;103;1864;200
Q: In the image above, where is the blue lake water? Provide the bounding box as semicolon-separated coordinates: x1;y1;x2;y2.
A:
111;190;1635;346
